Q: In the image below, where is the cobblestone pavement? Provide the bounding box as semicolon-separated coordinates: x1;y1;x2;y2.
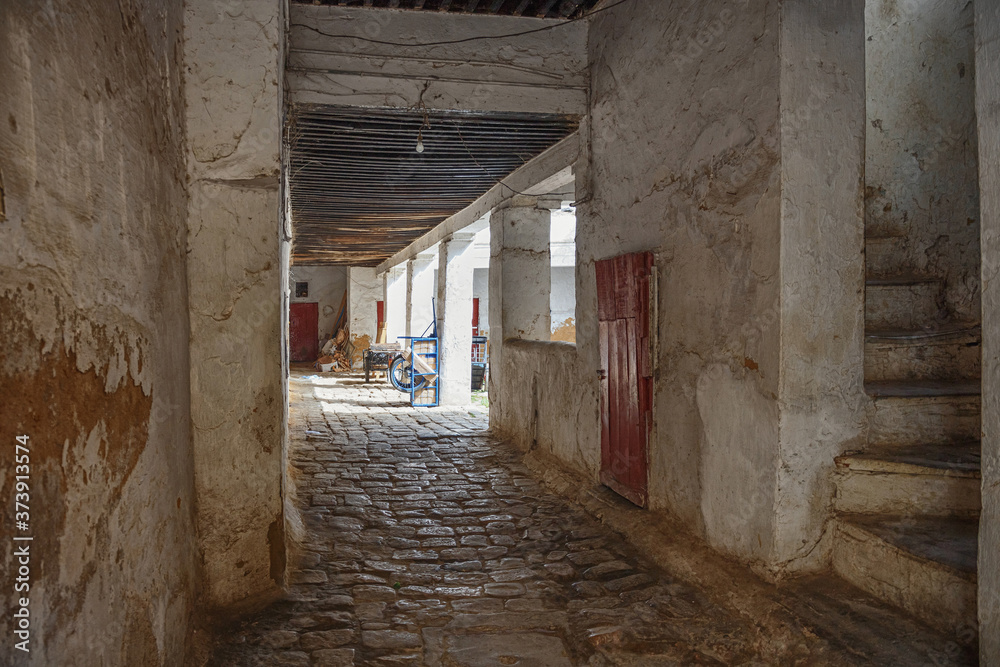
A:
202;371;975;666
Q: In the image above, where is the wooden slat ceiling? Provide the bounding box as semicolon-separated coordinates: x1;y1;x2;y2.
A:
288;105;578;266
290;0;602;20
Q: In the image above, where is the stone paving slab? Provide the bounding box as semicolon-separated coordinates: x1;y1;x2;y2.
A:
200;371;976;666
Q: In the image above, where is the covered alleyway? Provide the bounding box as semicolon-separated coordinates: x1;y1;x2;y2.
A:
198;371;972;666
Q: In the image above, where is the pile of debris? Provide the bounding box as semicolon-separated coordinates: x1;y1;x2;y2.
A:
316;328;353;372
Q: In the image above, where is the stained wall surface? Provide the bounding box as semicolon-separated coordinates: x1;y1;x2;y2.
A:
0;0;197;663
580;0;784;562
866;0;980;321
538;0;865;574
184;0;287;609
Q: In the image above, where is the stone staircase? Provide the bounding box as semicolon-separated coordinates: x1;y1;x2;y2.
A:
831;235;981;637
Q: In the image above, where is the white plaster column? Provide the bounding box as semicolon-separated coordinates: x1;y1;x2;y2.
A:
406;251;437;338
976;1;1000;660
437;233;477;405
184;0;285;608
383;265;407;345
348;267;381;367
488;197;552;425
773;0;867;572
493;199;552;342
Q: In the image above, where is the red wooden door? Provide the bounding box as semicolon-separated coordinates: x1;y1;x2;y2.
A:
596;252;654;507
289;302;319;362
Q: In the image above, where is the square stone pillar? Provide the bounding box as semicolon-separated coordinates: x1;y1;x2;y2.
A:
383;265;407;345
406;252;437;338
772;0;867;572
348;267;381;368
488;197;552;424
437;233;477;405
184;0;285;608
977;1;1000;660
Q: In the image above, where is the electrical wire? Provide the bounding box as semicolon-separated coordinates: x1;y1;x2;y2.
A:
290;0;634;48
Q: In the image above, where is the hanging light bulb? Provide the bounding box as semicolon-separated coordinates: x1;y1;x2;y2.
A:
416;111;429;153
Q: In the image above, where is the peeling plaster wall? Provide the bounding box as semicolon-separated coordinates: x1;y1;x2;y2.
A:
866;0;980;321
502;341;598;474
0;0;197;663
580;0;784;563
286;5;587;114
290;265;348;344
184;0;286;609
565;0;864;573
976;1;1000;660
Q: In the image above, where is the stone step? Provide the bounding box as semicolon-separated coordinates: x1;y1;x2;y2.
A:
832;514;977;637
864;324;981;382
866;382;980;447
833;442;981;516
865;276;946;330
865;235;910;276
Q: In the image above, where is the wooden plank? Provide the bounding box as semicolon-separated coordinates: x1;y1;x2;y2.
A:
331;289;348;337
599;320;610;473
625;317;640;494
627;253;640;320
616;318;630;484
638;373;650;500
637;273;649;379
613;255;628;320
608;319;621;480
595;258;615;321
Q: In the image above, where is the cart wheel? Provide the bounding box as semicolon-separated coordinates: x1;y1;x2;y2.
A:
388;357;426;393
364;354;370;383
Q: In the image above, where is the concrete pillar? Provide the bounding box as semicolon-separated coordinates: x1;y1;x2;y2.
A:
348;267;381;368
383;265;407;345
437;233;477;405
977;1;1000;660
488;197;552;424
183;0;285;608
406;251;437;338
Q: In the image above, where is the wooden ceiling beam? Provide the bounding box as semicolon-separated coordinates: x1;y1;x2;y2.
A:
537;0;559;17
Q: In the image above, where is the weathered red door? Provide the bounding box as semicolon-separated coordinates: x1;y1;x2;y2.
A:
596;252;654;507
289;302;319;362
